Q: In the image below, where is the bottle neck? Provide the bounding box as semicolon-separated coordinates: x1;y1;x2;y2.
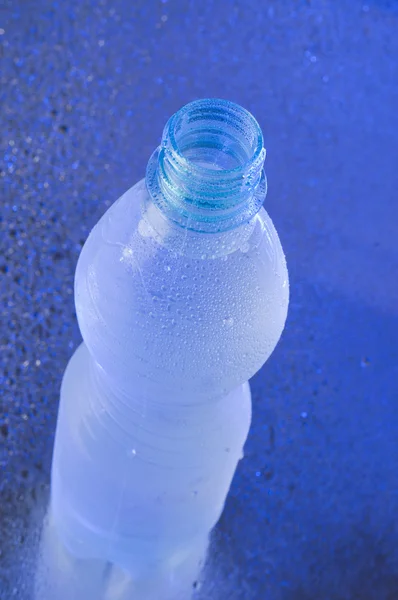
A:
145;98;267;234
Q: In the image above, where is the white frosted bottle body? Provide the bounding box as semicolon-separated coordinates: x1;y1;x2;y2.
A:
52;345;251;575
51;179;289;575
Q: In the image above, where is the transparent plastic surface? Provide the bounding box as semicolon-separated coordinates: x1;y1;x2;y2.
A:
44;99;289;599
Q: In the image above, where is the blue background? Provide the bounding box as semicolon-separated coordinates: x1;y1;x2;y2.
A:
1;1;398;598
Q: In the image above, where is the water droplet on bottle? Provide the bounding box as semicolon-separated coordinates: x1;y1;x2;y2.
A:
222;317;234;328
240;242;250;253
165;265;171;272
138;219;151;238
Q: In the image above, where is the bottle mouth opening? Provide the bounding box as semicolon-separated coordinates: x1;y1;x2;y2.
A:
145;98;267;233
165;98;265;177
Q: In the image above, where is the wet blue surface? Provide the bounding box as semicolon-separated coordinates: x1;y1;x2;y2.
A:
1;1;398;598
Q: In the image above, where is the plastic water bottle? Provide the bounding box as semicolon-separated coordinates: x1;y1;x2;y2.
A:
49;98;289;599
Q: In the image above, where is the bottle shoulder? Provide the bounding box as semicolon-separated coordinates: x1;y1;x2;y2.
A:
78;178;287;274
75;180;289;393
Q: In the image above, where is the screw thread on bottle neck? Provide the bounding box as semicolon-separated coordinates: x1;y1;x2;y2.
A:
146;98;267;233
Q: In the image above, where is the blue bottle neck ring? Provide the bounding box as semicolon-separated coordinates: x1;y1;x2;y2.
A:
145;98;267;234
